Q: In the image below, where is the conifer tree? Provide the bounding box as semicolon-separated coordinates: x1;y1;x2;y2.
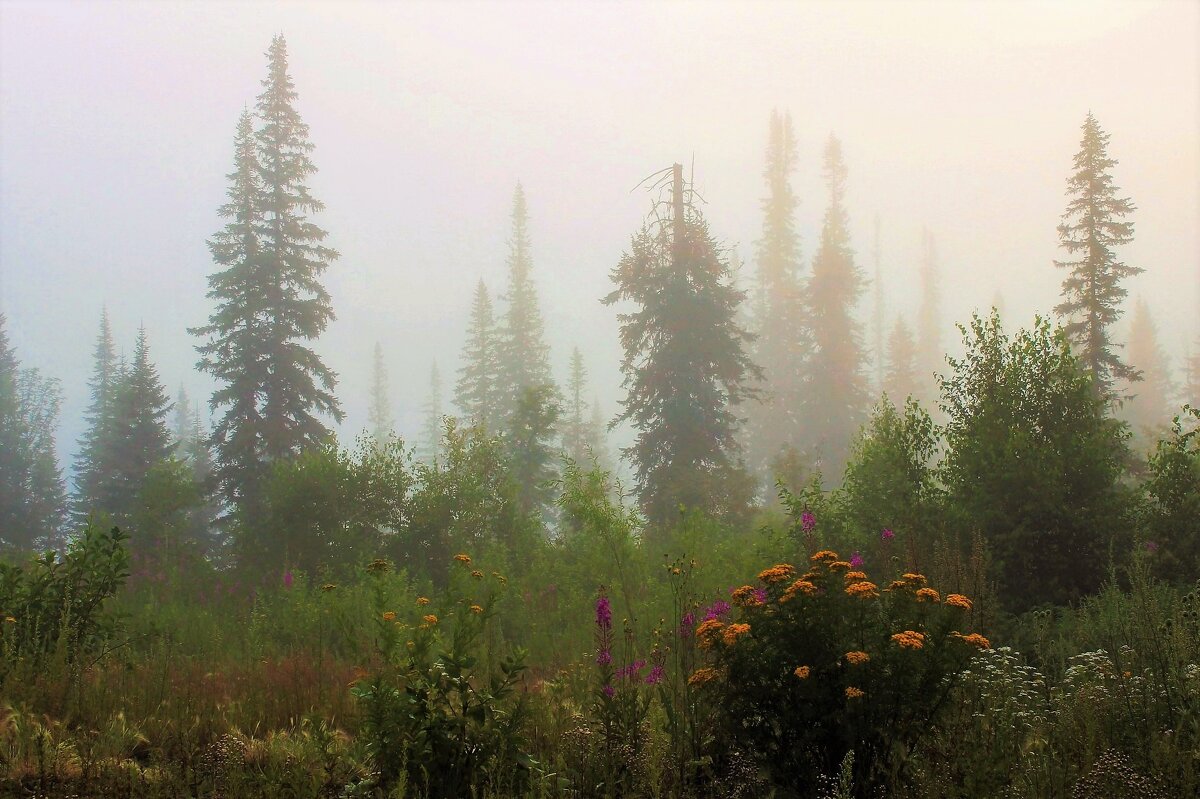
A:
745;111;809;477
74;308;121;521
173;385;192;450
0;316;22;543
367;342;394;446
587;397;612;472
1054;112;1140;398
496;184;554;427
605;164;760;529
885;317;919;404
507;383;561;520
455;279;501;430
419;362;443;464
193;36;342;517
915;228;942;399
804;135;869;480
561;348;590;464
107;327;174;525
1121;298;1174;445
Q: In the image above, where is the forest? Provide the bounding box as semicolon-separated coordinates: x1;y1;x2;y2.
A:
1;3;1199;798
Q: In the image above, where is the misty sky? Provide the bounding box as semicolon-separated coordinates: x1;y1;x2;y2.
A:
1;0;1198;474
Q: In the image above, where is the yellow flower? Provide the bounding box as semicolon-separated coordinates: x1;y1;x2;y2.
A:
844;650;870;665
891;630;926;649
695;619;724;649
794;665;811;679
915;587;941;603
320;583;337;592
471;570;484;579
757;564;796;584
902;572;927;585
492;571;507;584
810;550;839;563
416;596;431;606
382;611;397;622
453;553;472;564
827;561;852;572
687;667;719;686
844;581;880;600
845;686;865;699
469;604;484;615
722;623;751;646
950;631;989;649
730;585;763;607
843;571;868;582
422;614;439;625
885;579;909;592
780;579;817;603
945;593;973;610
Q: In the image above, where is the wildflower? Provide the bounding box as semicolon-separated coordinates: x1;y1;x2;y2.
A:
892;630;925;649
843;571;868;582
945;594;973;610
382;611;397;622
731;585;764;607
469;604;484;614
491;570;507;583
282;570;294;589
753;587;768;604
827;561;852;572
320;583;337;592
845;581;880;600
780;579;817;603
902;573;927;585
801;509;816;532
680;611;696;634
701;600;732;621
722;623;751;646
603;684;615;697
695;618;725;649
471;570;484;579
367;558;391;574
422;614;439;626
645;664;664;685
845;650;870;665
915;587;941;603
596;649;612;665
758;564;796;584
595;594;612;630
688;667;719;686
885;579;908;592
1145;540;1159;553
794;665;811;679
881;528;895;541
3;616;14;624
416;596;431;606
845;686;865;699
950;632;990;649
850;551;864;568
453;553;472;564
810;549;839;563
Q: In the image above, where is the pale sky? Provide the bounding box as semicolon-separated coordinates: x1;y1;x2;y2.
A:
1;0;1197;473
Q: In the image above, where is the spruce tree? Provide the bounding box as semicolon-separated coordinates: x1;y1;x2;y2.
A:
885;317;919;405
1121;298;1174;446
74;308;121;521
507;383;561;520
496;184;555;427
561;347;590;464
804;135;869;480
107;327;174;525
0;316;34;551
1054;112;1140;398
454;279;501;430
367;342;394;446
915;228;941;400
173;385;192;450
193;36;342;517
587;397;612;472
419;362;443;464
604;164;760;529
745;111;810;478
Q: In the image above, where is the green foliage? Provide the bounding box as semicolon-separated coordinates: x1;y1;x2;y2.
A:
940;311;1130;610
455;279;503;433
1139;407;1200;582
507;383;562;520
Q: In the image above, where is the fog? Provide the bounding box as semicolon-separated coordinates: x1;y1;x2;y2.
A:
2;0;1197;466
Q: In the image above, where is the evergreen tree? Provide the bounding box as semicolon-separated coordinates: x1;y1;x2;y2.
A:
804;135;869;480
884;317;919;404
604;164;760;529
172;385;192;450
561;347;590;464
419;362;443;464
915;228;941;399
495;184;555;427
454;279;501;430
1054;112;1140;398
74;308;121;521
367;342;394;446
745;111;810;478
1121;298;1174;447
193;36;343;518
506;383;561;521
587;397;612;472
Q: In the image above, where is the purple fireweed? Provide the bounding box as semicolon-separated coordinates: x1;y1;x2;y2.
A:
702;600;732;622
282;570;294;589
1145;540;1159;553
881;528;895;541
595;594;612;630
596;649;612;666
801;510;816;532
850;551;864;568
645;664;664;685
603;684;615;698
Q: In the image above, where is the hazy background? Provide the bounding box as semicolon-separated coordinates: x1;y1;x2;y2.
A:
1;0;1197;474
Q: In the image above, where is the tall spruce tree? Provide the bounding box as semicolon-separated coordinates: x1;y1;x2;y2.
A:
587;397;612;471
455;279;501;431
507;383;561;520
745;111;810;478
1121;298;1174;446
193;37;342;518
496;184;555;428
605;164;760;529
420;362;443;464
0;315;23;545
74;308;121;521
561;348;590;464
1054;112;1140;398
173;385;192;451
804;135;869;480
367;342;394;446
885;317;919;404
915;228;941;400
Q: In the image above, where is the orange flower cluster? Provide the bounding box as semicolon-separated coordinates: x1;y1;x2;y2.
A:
950;632;990;649
845;686;865;698
793;665;811;679
827;561;852;572
731;585;764;607
422;614;439;626
843;571;868;582
892;630;925;649
810;550;839;563
471;570;484;579
469;604;484;615
758;563;796;584
902;572;926;585
688;667;719;686
453;553;472;564
845;581;880;600
695;619;724;649
722;623;751;646
780;579;818;603
885;579;909;592
416;596;431;606
945;593;973;610
382;611;397;621
844;650;870;665
915;587;941;603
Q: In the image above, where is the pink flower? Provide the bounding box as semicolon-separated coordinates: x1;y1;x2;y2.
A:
282;570;294;589
850;552;864;568
801;510;816;533
645;665;664;685
881;528;895;541
603;684;615;698
595;594;612;630
1145;540;1159;553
